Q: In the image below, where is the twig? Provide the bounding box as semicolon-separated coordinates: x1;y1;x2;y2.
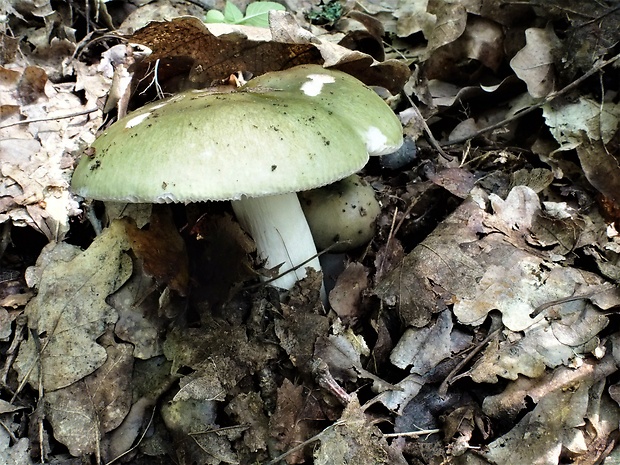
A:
0;107;100;130
529;292;598;318
441;52;620;147
404;94;453;160
243;241;345;290
383;429;440;438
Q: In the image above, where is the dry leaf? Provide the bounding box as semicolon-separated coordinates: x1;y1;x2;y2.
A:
14;220;132;391
510;27;558;98
314;396;390;464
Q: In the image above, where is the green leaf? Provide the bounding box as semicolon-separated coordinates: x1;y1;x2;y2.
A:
223;1;244;23
239;1;286;27
204;9;226;23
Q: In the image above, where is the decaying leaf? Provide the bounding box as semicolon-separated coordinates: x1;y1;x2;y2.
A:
14;220;132;391
315;327;396;393
164;317;279;402
44;336;133;456
328;262;368;324
269;378;323;463
161;397;238;465
543;97;620;209
543;97;619;149
225;392;270;455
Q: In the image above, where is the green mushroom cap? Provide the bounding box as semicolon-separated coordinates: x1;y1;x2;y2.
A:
71;64;402;203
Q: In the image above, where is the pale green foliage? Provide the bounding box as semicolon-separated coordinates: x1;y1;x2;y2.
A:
205;1;285;28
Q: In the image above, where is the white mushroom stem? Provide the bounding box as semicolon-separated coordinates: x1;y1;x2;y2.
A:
231;193;322;291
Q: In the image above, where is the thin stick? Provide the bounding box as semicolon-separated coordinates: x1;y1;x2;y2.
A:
383;429;440;438
404;94;453;160
243;241;345;290
441;52;620;147
0;107;100;130
529;292;598;318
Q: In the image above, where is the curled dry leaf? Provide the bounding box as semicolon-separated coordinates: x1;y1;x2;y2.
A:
510;27;559;98
126;13;409;95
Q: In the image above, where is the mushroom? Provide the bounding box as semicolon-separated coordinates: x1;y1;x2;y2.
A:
71;64;402;290
299;174;381;252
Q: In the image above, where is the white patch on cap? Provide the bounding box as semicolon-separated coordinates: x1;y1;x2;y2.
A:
150;102;167;110
125;112;151;129
363;126;390;155
301;74;336;96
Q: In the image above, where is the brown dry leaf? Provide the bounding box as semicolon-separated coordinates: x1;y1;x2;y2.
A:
334;11;386;61
483;354;617;421
424;167;475;199
275;271;329;369
543;97;619;149
543;97;620;209
461;16;504;72
426;2;467;53
127;13;409;95
393;0;469;62
315;327;397;393
443;403;490;457
328;262;368;324
124;205;189;295
270;378;323;463
392;0;436;38
510;26;559;98
44;334;133;457
374;196;483;328
376;186;618;382
577;139;620;210
314;396;390;464
107;257;167;360
14;219;132;391
164;317;278;402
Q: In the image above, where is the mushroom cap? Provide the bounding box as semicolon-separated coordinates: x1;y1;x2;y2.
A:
71;64;402;203
300;174;381;252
